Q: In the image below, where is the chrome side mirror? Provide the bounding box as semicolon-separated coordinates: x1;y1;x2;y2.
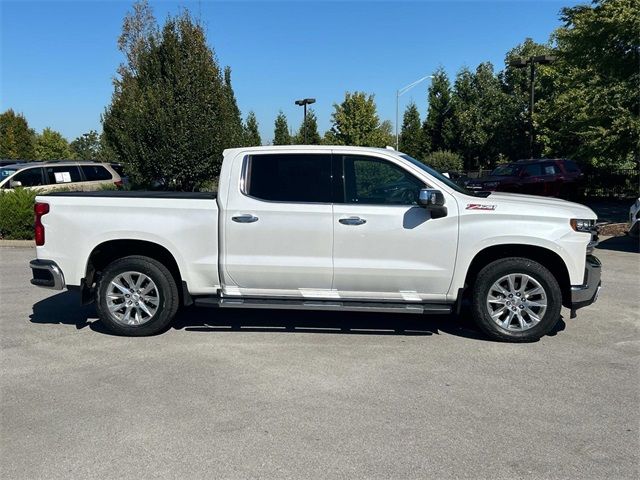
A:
418;188;447;218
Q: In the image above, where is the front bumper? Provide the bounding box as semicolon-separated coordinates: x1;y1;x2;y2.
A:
570;255;601;310
30;259;66;290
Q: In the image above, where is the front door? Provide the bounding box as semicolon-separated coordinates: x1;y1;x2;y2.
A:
332;154;458;301
223;152;334;297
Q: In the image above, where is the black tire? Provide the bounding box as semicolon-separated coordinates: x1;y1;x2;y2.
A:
471;257;562;342
96;255;179;336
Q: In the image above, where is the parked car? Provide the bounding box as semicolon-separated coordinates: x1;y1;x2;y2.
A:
29;146;600;342
466;158;583;198
629;198;640;237
0;161;122;192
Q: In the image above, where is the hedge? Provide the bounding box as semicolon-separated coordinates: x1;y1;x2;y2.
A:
0;188;39;240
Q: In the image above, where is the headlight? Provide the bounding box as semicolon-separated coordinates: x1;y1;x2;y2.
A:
570;218;595;232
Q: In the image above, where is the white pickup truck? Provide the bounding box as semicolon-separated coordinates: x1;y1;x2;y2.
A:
29;146;601;342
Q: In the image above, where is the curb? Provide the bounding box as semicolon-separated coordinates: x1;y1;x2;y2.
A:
0;239;35;248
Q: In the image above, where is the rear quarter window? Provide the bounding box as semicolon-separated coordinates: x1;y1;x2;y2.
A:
81;165;113;181
564;160;581;173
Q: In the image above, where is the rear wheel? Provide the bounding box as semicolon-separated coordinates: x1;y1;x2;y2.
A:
471;257;562;342
96;255;179;336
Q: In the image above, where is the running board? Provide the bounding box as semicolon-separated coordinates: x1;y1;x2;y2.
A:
194;297;452;315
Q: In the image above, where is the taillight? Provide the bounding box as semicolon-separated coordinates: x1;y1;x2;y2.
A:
34;202;49;246
114;180;123;188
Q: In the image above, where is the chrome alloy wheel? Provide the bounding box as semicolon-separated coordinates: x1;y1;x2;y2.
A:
486;273;548;331
106;271;160;326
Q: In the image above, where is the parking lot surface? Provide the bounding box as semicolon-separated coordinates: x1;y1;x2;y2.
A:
1;237;638;479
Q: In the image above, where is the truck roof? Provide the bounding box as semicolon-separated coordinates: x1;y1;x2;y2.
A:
223;145;399;156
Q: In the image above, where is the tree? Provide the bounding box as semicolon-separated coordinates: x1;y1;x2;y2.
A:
422;68;453;155
399;102;422;158
273;111;291;145
538;0;639;167
294;109;322;145
221;67;244;148
35;128;73;160
71;130;101;160
243;111;262;146
423;150;463;172
0;109;36;160
103;2;239;190
325;92;391;147
448;63;509;169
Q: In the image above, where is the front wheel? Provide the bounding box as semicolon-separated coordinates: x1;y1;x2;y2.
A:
471;257;562;342
96;255;179;336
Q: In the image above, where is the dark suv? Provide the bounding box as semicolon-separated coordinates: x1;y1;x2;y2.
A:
466;158;583;198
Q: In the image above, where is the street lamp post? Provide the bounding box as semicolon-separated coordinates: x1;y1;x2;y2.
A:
395;75;433;150
509;55;556;158
295;98;316;144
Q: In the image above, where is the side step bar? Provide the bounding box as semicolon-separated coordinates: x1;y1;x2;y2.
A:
194;297;452;315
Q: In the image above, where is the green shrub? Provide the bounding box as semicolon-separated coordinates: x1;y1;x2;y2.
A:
0;188;39;240
423;150;463;173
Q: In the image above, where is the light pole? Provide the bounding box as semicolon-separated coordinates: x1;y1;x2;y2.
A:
396;75;433;150
295;98;316;144
509;55;555;158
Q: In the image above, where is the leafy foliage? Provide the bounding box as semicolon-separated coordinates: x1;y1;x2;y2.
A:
0;110;36;160
421;68;453;155
103;2;242;190
399;102;422;159
243;111;262;146
422;150;463;172
294;109;322;145
35;128;73;160
273;111;291;145
0;188;39;239
326;92;392;147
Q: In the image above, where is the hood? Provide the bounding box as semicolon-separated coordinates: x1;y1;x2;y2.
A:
484;192;597;220
468;175;513;184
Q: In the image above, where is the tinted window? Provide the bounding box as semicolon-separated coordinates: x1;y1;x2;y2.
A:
110;164;125;176
541;162;559;175
81;165;113;181
342;155;424;205
7;167;45;187
45;166;81;184
564;160;580;173
491;164;518;176
523;164;542;176
245;154;332;203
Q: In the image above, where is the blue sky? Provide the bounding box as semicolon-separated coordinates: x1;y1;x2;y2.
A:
1;0;580;143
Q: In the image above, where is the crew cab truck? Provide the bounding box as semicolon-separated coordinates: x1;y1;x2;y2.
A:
29;146;601;342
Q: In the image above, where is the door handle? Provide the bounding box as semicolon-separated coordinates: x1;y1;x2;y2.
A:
232;214;259;223
339;216;366;226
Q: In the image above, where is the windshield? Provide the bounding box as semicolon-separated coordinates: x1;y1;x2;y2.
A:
0;168;18;180
399;154;483;197
491;164;518;176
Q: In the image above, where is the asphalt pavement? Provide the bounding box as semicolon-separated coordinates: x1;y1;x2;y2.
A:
0;237;638;479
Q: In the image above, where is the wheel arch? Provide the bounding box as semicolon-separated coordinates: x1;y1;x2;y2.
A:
83;239;189;305
463;244;572;307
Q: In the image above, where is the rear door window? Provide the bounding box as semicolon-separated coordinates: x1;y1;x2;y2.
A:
541;162;559;175
564;160;580;173
45;166;82;184
523;164;542;176
81;165;113;181
244;153;332;203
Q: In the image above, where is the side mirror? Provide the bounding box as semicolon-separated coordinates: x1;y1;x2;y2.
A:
9;180;23;188
418;188;447;218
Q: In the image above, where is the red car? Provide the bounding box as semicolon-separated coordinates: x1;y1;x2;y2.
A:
466;158;583;198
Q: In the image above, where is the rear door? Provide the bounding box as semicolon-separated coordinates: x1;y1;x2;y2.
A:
80;164;115;190
43;165;82;192
331;153;458;301
222;152;335;297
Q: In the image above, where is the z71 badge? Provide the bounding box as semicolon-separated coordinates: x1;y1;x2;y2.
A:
466;203;497;210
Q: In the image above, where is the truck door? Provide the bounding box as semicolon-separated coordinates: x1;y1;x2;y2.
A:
331;154;458;300
222;152;334;297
